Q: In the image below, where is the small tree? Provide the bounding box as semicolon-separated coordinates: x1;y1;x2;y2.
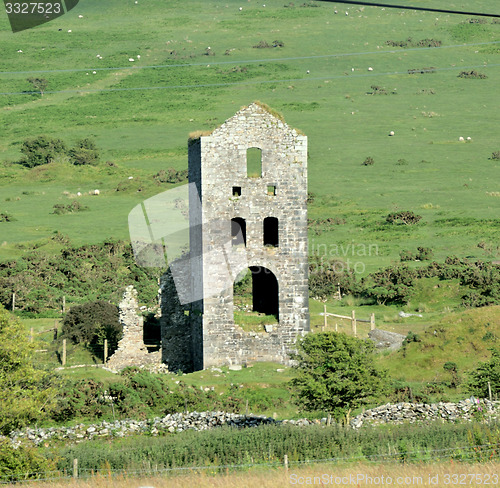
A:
290;332;387;422
62;301;122;357
466;348;500;397
26;77;48;96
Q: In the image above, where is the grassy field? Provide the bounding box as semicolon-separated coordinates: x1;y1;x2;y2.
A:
0;0;499;273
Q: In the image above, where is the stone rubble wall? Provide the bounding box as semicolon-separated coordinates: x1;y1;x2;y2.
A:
106;285;161;372
351;399;500;428
5;412;312;447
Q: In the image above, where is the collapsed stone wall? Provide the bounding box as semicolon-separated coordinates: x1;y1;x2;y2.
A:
106;285;161;372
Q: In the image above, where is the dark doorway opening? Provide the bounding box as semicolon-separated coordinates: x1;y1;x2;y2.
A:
250;266;279;319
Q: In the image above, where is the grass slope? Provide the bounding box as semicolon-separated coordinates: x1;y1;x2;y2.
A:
0;0;498;273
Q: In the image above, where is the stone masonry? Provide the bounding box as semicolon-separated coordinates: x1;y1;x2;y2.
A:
161;102;309;371
107;285;161;371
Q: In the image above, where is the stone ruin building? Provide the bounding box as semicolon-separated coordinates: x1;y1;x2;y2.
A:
160;102;310;372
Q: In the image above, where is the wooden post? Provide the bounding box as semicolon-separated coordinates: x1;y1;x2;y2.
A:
12;292;15;311
370;313;375;330
73;458;78;479
53;320;58;341
30;327;34;343
62;339;67;366
335;323;338;332
245;399;249;416
488;381;492;402
284;454;288;473
327;413;331;426
323;304;327;331
104;339;108;364
62;296;66;314
351;310;357;337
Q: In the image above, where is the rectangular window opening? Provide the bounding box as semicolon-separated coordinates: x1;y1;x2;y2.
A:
232;186;242;197
267;185;276;196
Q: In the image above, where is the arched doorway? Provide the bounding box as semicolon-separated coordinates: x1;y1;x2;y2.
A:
233;267;279;329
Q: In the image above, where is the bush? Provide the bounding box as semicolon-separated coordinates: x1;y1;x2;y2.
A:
466;348;500;397
154;167;188;184
386;210;422;225
68;138;99;166
362;156;374;166
52;201;88;215
458;70;487;79
416;246;433;260
400;250;415;262
0;438;56;482
62;300;122;355
362;264;416;305
0;212;15;222
491;151;500;160
19;136;66;168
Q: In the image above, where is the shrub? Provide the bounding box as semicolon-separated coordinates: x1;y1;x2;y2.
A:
52;201;88;215
399;250;415;262
0;438;56;482
386;210;422;225
19;136;66;168
0;212;15;222
68;138;99;166
466;348;500;397
362;156;374;166
362;265;416;305
253;40;271;48
458;70;487;79
491;151;500;160
416;246;433;260
154;167;188;184
26;77;48;96
62;300;122;355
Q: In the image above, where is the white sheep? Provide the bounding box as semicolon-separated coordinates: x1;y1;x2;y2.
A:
93;189;100;195
459;136;465;142
77;192;81;197
129;58;135;62
467;136;472;141
368;67;373;71
389;131;395;136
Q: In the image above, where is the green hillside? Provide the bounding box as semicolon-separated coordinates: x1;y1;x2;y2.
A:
1;0;499;273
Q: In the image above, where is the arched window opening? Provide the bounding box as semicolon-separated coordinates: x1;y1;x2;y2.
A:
231;217;246;247
246;147;262;178
233;267;279;331
263;217;279;247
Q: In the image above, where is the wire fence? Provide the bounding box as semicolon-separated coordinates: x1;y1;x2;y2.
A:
1;441;499;485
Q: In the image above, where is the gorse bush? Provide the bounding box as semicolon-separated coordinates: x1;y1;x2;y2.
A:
18;136;99;168
20;136;66;168
386;211;422;225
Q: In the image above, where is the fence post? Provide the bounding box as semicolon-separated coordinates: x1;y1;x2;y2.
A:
335;323;338;332
370;313;375;330
488;381;492;402
62;339;67;366
104;339;108;364
62;295;66;314
73;458;78;479
284;454;288;473
245;399;249;416
323;304;327;331
30;327;34;343
12;292;15;311
351;310;357;337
